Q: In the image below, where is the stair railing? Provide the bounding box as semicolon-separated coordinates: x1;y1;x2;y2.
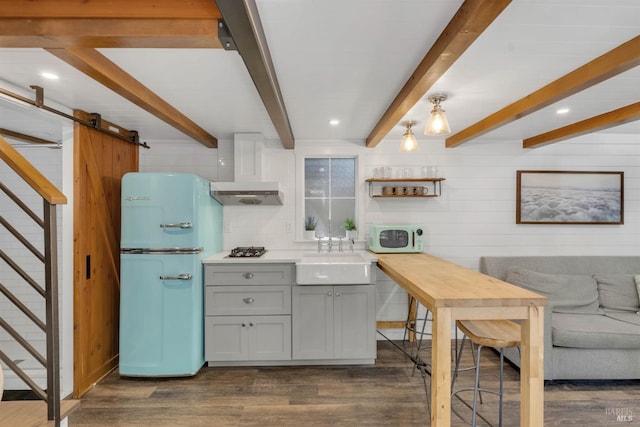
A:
0;135;67;425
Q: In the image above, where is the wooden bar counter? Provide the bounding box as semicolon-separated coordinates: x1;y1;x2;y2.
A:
375;252;547;427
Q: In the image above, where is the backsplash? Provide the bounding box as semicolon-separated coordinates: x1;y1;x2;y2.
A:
140;133;640;270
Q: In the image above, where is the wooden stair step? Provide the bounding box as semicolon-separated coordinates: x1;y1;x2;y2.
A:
0;400;80;427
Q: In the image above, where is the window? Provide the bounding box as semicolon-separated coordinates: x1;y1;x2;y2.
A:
304;157;356;238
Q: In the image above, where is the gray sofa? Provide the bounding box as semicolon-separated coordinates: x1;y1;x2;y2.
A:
480;256;640;381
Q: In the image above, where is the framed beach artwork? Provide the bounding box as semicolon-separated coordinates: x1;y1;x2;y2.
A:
516;171;624;224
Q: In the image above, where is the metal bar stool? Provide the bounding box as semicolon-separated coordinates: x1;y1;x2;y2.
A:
402;295;478;376
451;319;521;427
403;294;432;360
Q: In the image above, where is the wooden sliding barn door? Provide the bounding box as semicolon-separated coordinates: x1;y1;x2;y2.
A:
73;111;138;397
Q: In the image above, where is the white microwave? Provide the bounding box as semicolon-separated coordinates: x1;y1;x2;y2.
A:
368;225;424;253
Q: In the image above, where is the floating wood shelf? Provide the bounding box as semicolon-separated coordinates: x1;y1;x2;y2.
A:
365;178;446;183
366;178;445;198
371;194;439;198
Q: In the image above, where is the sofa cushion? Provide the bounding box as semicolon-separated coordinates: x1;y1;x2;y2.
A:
552;313;640;349
593;274;640;312
604;310;640;326
506;266;602;315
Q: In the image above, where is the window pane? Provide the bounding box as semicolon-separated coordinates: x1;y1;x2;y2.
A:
303;156;356;239
332;199;356;237
305;199;330;237
305;158;330;198
331;158;355;197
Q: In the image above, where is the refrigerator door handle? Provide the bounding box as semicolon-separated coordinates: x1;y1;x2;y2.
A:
159;273;193;281
121;248;203;254
160;222;193;229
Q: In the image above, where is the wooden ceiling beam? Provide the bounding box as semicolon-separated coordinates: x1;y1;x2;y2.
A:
523;103;640;148
447;36;640;148
0;19;222;48
46;48;217;148
217;0;295;149
0;0;220;18
365;0;512;148
0;0;222;48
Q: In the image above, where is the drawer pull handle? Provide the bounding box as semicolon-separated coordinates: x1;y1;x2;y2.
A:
242;323;246;327
243;272;255;279
335;292;340;297
327;291;332;296
250;322;254;327
243;297;255;304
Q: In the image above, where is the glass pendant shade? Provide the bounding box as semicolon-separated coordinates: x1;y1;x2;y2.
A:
400;125;419;152
424;104;451;136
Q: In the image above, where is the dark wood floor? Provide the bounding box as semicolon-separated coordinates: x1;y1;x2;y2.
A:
68;340;640;426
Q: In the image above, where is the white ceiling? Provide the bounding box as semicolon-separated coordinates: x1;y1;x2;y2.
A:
0;0;638;148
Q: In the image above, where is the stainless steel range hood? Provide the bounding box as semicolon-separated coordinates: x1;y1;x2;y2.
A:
210;181;283;206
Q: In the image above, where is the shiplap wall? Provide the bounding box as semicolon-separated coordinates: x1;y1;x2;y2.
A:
139;132;639;337
0;146;63;345
2;132;636;351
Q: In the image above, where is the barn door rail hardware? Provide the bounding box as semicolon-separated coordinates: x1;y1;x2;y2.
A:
0;85;149;149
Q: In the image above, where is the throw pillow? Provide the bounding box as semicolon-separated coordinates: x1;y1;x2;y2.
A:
593;274;640;312
506;266;602;315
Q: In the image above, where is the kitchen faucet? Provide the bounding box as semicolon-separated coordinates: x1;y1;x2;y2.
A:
317;236;333;252
317;236;353;252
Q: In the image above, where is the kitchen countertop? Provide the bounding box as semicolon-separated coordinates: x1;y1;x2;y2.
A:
374;252;546;308
202;249;378;264
373;252;546;426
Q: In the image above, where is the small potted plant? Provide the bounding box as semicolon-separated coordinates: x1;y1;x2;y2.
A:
304;216;318;240
342;218;356;240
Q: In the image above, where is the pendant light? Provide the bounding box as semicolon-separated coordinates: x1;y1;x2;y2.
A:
424;94;451;136
400;121;419;152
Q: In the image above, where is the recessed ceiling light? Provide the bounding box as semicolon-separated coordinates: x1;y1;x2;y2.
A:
556;108;570;115
329;119;340;126
41;72;59;80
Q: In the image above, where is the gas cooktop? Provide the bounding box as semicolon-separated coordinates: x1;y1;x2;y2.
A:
227;246;267;258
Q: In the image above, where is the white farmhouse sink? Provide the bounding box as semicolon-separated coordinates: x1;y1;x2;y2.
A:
295;251;374;285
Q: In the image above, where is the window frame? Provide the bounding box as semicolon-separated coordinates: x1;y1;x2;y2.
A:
295;151;363;242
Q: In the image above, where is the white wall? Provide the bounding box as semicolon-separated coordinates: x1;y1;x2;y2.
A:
1;130;636;391
140;134;640;261
0;143;64;388
140;132;640;337
138;139;220;181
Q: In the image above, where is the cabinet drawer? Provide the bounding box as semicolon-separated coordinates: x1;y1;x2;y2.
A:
204;264;293;286
205;285;291;315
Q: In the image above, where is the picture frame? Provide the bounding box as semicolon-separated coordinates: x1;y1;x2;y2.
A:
516;170;624;224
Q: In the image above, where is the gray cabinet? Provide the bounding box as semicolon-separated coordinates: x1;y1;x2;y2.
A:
205;315;291;361
292;285;376;360
204;264;293;363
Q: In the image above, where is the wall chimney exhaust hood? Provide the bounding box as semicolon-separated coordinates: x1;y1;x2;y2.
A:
210;181;283;206
211;133;283;205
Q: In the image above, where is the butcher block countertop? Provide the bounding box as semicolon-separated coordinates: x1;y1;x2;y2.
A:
374;252;547;310
374;252;547;426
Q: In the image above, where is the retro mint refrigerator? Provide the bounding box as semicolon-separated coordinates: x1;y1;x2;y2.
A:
119;172;222;376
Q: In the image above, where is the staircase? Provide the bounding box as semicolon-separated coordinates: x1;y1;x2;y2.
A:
0;135;78;426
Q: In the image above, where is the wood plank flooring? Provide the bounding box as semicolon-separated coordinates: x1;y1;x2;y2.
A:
0;400;80;427
67;340;640;426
